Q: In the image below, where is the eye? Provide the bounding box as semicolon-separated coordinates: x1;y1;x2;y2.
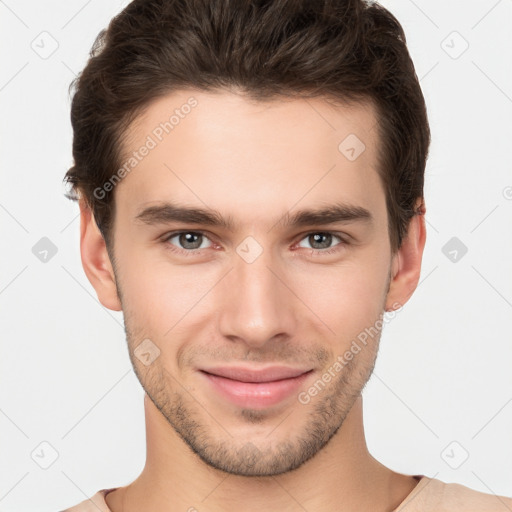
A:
296;232;348;254
160;230;349;257
162;231;213;253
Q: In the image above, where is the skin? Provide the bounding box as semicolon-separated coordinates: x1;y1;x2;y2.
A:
80;88;426;512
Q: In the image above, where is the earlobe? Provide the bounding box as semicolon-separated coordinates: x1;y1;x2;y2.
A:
79;199;122;312
385;199;427;312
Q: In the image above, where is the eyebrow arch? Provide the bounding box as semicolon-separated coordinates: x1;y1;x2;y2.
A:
134;201;374;231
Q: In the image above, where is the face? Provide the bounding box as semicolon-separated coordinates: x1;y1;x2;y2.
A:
103;89;399;476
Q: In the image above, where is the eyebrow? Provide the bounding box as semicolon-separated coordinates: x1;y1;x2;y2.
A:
134;201;374;231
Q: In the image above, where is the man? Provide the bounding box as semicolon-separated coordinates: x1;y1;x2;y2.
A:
61;0;512;510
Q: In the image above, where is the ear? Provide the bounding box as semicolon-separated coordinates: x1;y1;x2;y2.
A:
79;199;122;311
385;198;427;312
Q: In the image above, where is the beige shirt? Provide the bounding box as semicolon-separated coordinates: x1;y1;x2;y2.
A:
61;475;512;511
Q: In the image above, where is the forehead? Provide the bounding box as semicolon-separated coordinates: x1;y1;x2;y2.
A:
115;89;386;231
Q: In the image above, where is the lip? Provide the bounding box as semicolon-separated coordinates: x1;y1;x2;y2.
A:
200;365;311;382
199;366;313;408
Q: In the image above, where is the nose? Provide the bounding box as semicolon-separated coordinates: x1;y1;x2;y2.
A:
217;245;298;350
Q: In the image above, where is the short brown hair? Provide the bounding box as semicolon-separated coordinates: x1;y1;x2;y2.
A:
64;0;430;254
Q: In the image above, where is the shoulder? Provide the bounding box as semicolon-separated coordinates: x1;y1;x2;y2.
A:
397;476;512;512
60;488;116;512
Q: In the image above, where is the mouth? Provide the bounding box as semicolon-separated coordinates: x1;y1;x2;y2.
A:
198;365;314;408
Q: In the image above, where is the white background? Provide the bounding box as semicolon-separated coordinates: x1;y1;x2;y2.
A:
1;1;511;510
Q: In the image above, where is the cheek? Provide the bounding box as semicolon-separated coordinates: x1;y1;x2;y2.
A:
289;259;388;340
116;232;389;345
119;253;220;334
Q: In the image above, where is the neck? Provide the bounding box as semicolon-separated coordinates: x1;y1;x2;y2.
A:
106;394;418;512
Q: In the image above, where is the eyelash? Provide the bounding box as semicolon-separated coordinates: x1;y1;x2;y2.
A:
160;230;349;257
